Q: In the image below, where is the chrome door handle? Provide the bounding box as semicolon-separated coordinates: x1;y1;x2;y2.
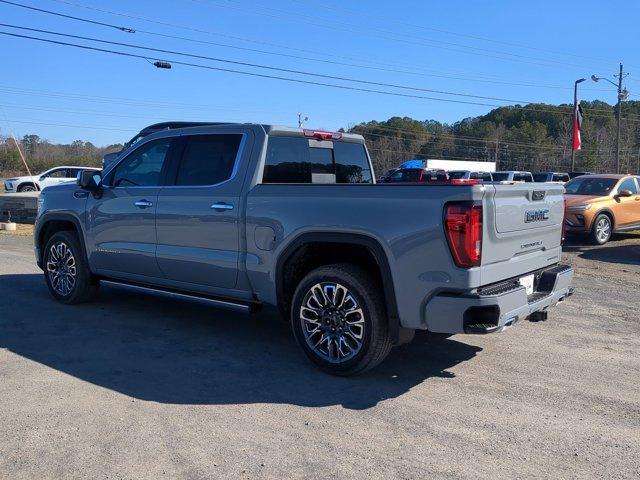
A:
134;200;153;208
211;202;234;211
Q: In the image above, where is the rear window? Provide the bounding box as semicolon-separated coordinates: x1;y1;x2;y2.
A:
262;137;372;184
333;141;373;183
553;174;570;182
448;171;467;179
533;173;549;182
513;173;533;182
492;172;510;181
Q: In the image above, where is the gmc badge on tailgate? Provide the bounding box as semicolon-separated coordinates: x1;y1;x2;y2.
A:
525;209;550;223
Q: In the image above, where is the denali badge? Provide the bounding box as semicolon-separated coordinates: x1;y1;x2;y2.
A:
525;209;550;223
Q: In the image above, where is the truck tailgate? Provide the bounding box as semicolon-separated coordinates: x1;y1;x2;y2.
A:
480;182;565;285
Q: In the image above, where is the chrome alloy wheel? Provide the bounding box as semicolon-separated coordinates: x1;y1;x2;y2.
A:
596;216;611;243
299;282;365;363
46;242;77;296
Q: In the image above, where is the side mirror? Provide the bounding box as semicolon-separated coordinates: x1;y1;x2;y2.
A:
39;175;46;181
77;170;102;191
616;189;633;198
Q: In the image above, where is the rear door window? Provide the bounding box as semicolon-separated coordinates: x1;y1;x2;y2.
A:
174;134;242;186
46;168;69;179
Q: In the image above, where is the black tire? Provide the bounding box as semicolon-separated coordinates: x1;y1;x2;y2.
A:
590;213;613;245
291;263;392;376
43;230;98;304
18;183;37;192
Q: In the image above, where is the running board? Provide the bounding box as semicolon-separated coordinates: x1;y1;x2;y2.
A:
100;280;258;313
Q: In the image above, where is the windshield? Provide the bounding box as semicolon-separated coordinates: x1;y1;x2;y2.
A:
492;172;510;181
565;177;618;196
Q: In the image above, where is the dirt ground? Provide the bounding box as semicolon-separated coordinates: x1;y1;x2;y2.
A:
0;232;639;479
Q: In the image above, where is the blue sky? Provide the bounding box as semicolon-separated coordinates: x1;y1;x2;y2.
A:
0;0;638;146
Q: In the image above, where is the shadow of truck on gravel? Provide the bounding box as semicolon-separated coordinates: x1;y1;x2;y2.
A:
563;235;640;266
0;273;481;410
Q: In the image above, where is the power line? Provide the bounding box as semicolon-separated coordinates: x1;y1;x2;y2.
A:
6;22;637;122
2;118;134;131
356;129;569;151
294;0;632;68
0;0;134;32
0;22;563;106
6;0;554;87
0;84;290;114
193;0;611;71
38;0;610;92
0;30;525;108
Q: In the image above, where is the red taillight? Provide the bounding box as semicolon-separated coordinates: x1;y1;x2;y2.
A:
303;129;343;141
444;202;483;268
448;178;482;185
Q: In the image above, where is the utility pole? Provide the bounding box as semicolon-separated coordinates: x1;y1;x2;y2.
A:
571;78;585;172
615;63;624;174
592;64;629;174
297;113;308;128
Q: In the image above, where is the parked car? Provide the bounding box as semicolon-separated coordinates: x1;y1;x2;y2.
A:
448;170;493;181
3;166;100;193
568;171;594;179
492;171;534;182
532;172;570;183
564;174;640;244
35;123;573;375
380;167;448;182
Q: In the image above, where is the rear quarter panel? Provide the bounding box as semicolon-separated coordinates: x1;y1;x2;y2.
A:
245;184;484;329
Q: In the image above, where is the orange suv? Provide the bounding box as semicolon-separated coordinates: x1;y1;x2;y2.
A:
564;174;640;244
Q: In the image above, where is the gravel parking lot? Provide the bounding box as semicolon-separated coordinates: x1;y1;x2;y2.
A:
1;232;639;479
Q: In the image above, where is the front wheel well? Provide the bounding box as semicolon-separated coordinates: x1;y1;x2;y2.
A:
17;182;39;191
39;219;79;252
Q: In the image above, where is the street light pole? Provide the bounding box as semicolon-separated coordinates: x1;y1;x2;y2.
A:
571;78;585;172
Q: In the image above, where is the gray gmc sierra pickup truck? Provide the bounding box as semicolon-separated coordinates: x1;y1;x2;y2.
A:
34;123;574;375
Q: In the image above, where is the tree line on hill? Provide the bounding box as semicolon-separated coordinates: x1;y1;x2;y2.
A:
0;134;122;177
1;100;639;178
348;100;640;176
